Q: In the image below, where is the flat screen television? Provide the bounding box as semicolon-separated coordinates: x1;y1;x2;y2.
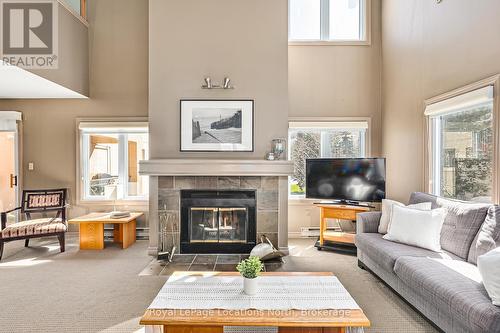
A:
306;158;386;203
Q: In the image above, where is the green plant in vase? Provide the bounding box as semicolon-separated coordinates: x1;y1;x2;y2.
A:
237;256;264;295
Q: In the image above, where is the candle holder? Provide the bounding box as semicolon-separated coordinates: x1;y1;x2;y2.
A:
271;139;286;160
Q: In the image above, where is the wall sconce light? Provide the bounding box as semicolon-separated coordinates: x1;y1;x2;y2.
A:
202;77;234;89
204;77;212;89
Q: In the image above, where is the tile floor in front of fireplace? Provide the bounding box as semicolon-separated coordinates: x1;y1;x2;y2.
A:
139;238;344;277
139;238;320;276
140;253;286;276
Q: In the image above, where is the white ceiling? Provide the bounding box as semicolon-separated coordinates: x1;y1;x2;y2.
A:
0;60;87;99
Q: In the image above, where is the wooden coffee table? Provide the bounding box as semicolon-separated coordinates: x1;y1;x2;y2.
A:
140;271;370;333
69;212;143;250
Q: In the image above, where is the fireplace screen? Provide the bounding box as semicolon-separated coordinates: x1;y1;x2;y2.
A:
180;190;256;254
190;207;248;243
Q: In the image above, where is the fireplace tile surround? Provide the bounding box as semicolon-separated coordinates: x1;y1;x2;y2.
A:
140;159;293;256
157;176;280;254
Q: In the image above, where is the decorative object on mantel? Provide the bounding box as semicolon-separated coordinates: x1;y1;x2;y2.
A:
271;138;286;160
265;152;275;160
180;100;254;152
201;76;234;89
237;256;264;296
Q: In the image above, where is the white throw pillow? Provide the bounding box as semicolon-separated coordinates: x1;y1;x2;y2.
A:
477;247;500;306
378;199;432;234
382;205;446;252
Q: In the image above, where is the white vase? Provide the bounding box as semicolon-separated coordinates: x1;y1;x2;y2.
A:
243;277;258;295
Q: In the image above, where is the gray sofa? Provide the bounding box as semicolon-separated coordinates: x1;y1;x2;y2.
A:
355;192;500;333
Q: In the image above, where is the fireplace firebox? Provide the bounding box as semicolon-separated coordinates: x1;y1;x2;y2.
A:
180;190;256;254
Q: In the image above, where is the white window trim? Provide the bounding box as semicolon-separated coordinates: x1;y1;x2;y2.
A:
288;117;372;202
288;0;371;46
75;117;149;206
423;75;500;203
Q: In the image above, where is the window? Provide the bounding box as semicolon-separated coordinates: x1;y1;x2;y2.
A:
289;0;367;42
288;120;368;197
63;0;86;19
79;122;149;202
426;85;494;202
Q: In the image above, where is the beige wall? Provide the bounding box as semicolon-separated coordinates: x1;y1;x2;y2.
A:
29;2;89;96
0;0;148;222
148;0;289;159
289;0;382;157
382;0;500;202
288;0;382;235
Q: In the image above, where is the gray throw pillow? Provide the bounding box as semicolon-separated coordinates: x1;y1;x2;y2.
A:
468;205;500;264
409;192;490;259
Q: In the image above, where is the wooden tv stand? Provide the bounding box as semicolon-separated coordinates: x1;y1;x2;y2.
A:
315;204;371;254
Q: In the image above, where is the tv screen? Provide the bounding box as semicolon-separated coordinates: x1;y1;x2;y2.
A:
306;158;386;202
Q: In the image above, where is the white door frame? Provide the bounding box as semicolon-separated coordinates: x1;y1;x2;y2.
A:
0;111;22;212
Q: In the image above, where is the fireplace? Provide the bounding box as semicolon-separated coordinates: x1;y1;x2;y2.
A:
180;190;256;254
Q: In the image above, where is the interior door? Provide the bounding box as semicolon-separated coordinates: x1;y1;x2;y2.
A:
0;112;21;223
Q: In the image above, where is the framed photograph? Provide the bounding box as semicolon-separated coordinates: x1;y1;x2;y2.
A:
180;99;254;152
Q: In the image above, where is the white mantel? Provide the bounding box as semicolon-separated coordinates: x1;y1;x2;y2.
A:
139;159;294;176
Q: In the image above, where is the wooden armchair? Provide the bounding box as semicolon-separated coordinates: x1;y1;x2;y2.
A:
0;189;67;261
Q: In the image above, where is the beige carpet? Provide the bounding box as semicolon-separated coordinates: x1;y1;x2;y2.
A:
0;234;438;333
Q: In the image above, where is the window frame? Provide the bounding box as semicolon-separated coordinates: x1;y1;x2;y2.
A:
424;75;500;203
58;0;88;26
287;117;371;201
288;0;371;46
76;117;149;206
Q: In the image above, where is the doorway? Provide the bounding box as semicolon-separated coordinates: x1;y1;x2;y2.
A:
0;112;22;223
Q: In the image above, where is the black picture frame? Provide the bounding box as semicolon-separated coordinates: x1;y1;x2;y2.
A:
180;99;255;152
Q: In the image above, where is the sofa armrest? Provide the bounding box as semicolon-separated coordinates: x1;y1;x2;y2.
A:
356;211;382;234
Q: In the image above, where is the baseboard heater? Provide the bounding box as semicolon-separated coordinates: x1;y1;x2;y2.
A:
300;226;340;237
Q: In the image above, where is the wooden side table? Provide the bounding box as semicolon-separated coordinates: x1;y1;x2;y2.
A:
69;212;143;250
315;204;371;253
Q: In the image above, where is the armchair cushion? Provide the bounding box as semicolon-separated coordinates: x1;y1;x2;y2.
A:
1;218;66;239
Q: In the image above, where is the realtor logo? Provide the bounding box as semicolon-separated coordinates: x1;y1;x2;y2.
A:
0;0;58;68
